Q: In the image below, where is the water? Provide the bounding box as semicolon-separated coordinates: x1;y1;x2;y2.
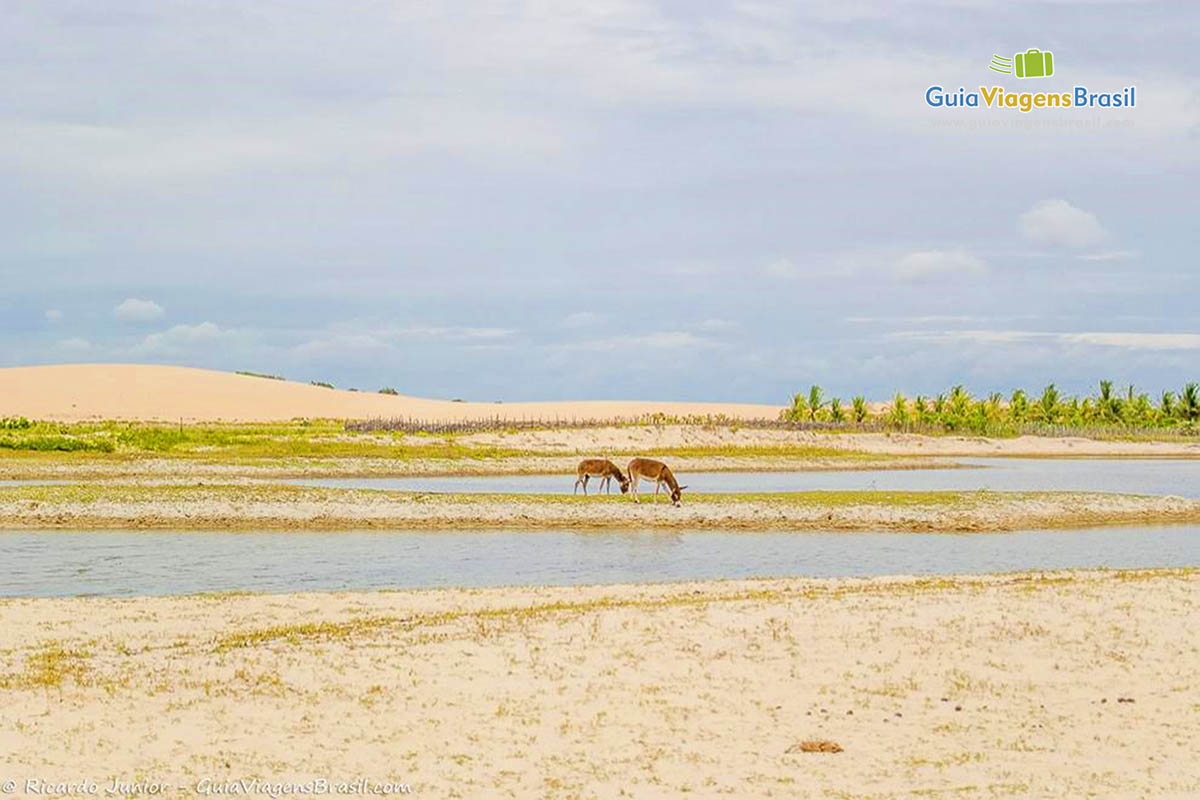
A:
2;525;1197;598
290;457;1200;498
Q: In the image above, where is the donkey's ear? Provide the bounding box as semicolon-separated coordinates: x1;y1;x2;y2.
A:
678;485;688;491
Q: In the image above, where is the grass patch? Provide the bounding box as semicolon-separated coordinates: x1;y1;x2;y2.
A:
0;643;91;689
211;568;1197;652
0;420;542;462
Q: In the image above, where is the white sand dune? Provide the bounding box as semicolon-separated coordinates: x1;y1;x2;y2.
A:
0;363;783;423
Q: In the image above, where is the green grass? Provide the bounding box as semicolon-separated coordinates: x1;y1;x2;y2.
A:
0;420;541;462
0;420;898;466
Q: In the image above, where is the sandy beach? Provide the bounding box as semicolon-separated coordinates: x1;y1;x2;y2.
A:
2;569;1197;798
3;484;1198;531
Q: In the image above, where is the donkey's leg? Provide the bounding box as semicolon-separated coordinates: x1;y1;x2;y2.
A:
582;474;590;495
655;481;661;503
574;475;583;494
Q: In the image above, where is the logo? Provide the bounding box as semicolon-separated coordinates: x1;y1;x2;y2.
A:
924;47;1135;113
990;49;1054;78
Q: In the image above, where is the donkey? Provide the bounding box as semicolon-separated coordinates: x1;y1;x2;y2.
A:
574;458;630;495
626;457;687;506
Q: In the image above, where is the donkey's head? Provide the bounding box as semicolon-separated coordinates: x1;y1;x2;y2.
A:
670;484;687;506
618;470;631;494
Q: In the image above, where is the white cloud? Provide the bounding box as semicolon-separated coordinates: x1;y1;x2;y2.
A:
291;323;514;359
893;250;988;282
136;321;228;352
1076;250;1137;262
764;258;801;279
44;309;63;323
698;318;737;332
890;329;1200;351
559;331;715;352
1061;332;1200;350
57;337;91;351
1019;200;1107;249
114;297;165;323
562;311;606;328
379;325;513;341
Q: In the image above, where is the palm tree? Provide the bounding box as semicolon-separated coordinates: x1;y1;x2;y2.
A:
1009;389;1029;423
829;397;845;423
889;392;909;428
913;396;929;424
851;396;868;424
1098;380;1121;422
807;385;825;422
783;392;808;422
1180;383;1200;423
1159;391;1176;421
1037;383;1060;423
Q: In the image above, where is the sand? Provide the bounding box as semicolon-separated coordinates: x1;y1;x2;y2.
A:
2;569;1197;798
0;364;783;423
463;424;1200;458
3;485;1198;531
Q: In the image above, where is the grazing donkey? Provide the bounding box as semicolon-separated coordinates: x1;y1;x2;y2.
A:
574;458;630;495
626;457;687;506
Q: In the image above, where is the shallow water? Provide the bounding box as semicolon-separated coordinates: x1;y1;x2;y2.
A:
2;524;1197;598
290;457;1200;498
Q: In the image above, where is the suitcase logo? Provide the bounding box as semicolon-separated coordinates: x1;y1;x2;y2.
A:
989;49;1054;78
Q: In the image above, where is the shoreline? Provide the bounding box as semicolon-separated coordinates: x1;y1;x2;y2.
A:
3;567;1197;797
3;485;1198;531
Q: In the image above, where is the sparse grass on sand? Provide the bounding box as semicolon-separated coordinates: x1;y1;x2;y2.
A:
2;483;1197;531
0;421;926;480
3;569;1198;797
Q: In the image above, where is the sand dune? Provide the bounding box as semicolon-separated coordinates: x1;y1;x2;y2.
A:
0;364;782;423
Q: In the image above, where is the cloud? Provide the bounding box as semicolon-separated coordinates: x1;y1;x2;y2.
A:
890;329;1200;351
291;323;514;359
1019;200;1107;249
763;258;801;279
136;321;228;352
562;312;606;329
378;325;513;341
1060;332;1200;350
1076;250;1137;262
893;250;988;282
44;309;63;323
56;337;91;351
559;331;715;352
114;297;165;323
698;318;737;332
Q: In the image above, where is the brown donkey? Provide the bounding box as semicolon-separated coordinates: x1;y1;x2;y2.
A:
626;457;687;506
574;459;630;495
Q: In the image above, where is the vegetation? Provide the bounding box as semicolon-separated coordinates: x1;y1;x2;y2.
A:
0;420;537;461
378;387;399;395
783;381;1200;438
235;371;285;381
310;380;335;389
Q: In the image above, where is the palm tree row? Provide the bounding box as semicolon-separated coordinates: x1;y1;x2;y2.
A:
783;381;1200;435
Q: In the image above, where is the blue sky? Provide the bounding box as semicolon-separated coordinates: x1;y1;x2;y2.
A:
3;1;1197;402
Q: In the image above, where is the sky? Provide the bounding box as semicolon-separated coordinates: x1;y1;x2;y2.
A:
2;0;1197;403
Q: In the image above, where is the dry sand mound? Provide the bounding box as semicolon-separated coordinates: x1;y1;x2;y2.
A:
0;364;782;423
